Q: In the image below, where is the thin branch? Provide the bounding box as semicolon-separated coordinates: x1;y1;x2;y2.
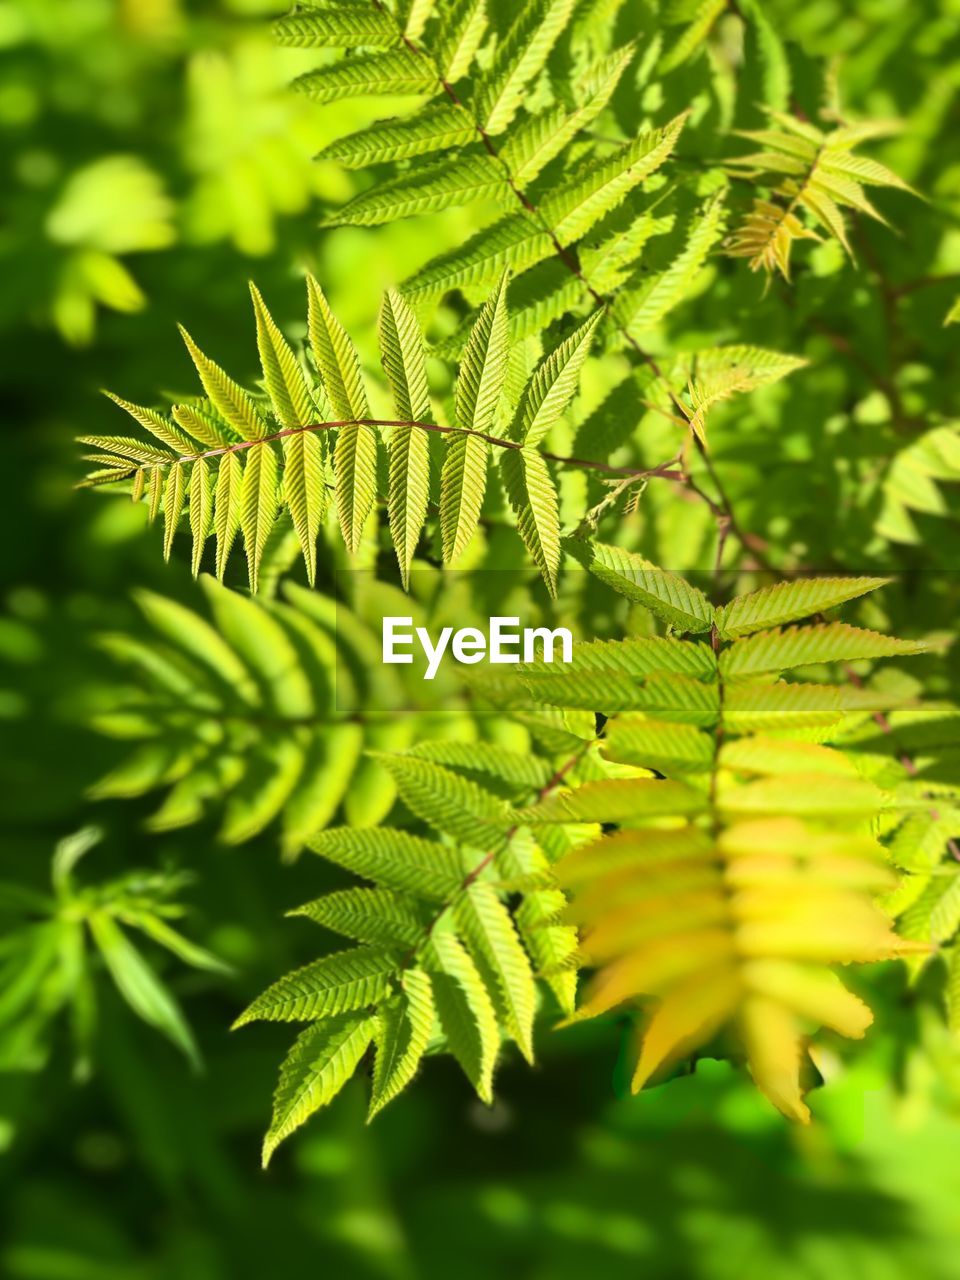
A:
115;416;686;484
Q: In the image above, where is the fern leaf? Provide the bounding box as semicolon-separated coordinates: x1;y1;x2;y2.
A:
664;0;726;70
440;433;487;563
213;450;244;579
162;461;186;562
455;882;537;1062
602;718;715;773
499;832;577;1015
500;44;633;185
373;754;511;846
630;968;740;1092
423;931;499;1102
335;424;378;555
368;968;436;1119
88;912;200;1068
103;392;197;454
401;212;550;301
725;199;819;280
320;105;475;168
325;153;509;228
440;275;510;561
281;430;327;586
132;586;256;697
380;291;431;587
188;457;212;576
249;283;315;431
568;541;714;631
291;887;424;948
723;681;847;732
523;777;708;824
726;112;913;278
178;327;267;441
292;52;437;103
202;576;312;717
233;947;399;1027
563;634;716;680
542;113;687;245
173;402;231;448
738;995;809;1122
720;622;929;680
408;742;554;794
400;0;436;40
499;448;561;595
617;194;726;336
307;829;463;899
714;577;892;638
306;275;369;421
77;435;174;466
739;0;791;111
514;311;602;446
240;442;280;593
438;0;488;81
380;287;432;424
273;8;398;48
479;0;577;136
455;273;511;437
282;723;365;859
524;668;719;722
307;276;375;552
262;1013;377;1166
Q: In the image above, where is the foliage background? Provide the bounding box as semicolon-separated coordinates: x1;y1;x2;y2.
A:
2;0;960;1276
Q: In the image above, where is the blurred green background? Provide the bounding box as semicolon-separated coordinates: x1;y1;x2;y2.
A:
3;1;960;1276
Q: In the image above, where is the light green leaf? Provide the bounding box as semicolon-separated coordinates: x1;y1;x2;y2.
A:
262;1013;377;1166
325;153;508;228
250;283;315;430
720;622;928;679
189;457;212;576
568;541;714;631
320;105;476;168
308;828;463;899
234;947;399;1027
373;754;512;845
213;449;243;579
499;447;561;595
282;429;327;586
162;461;186;561
292;52;437;103
455;881;537;1061
273;8;398;48
369;968;436;1119
179;327;267;441
479;0;577;136
715;577;892;638
240;442;280;593
291;888;424;947
423;931;499;1102
438;0;488;81
514;311;602;446
380;291;432;587
542;113;687;245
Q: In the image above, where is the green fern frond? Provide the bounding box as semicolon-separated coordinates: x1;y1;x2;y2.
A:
726;110;915;279
506;571;927;1121
239;747;601;1152
86;578;518;856
85;279;608;592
